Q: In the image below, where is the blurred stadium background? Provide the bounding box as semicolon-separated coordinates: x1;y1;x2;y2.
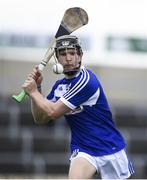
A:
0;0;147;179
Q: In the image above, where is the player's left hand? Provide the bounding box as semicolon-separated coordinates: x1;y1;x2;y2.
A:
22;73;37;96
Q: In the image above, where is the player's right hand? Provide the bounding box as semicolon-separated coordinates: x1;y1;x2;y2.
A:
31;65;43;86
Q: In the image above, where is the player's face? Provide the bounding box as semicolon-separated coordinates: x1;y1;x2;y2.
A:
57;48;82;74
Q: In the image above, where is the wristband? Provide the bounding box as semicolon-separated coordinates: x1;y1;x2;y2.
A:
37;85;41;92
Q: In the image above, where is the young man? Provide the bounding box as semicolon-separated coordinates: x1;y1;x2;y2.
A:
22;35;134;179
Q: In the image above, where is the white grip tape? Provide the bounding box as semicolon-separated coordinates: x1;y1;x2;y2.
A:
38;63;45;71
38;38;56;72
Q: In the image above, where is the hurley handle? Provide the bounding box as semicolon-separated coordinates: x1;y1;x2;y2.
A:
12;90;27;103
12;38;56;103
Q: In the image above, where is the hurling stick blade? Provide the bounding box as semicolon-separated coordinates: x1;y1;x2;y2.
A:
55;7;88;38
12;7;88;103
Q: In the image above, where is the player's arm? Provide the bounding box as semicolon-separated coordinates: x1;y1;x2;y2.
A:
30;91;71;124
22;66;71;124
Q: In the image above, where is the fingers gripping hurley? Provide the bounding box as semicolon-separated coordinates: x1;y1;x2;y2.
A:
12;7;88;103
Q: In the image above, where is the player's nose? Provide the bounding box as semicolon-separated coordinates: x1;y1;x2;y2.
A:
66;53;72;62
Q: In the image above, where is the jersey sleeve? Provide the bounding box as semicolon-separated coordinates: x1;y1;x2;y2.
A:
60;68;100;109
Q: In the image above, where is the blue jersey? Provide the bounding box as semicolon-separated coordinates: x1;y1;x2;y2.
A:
47;67;125;156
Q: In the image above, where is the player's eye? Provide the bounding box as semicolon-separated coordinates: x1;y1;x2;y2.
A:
69;51;76;56
59;51;66;56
